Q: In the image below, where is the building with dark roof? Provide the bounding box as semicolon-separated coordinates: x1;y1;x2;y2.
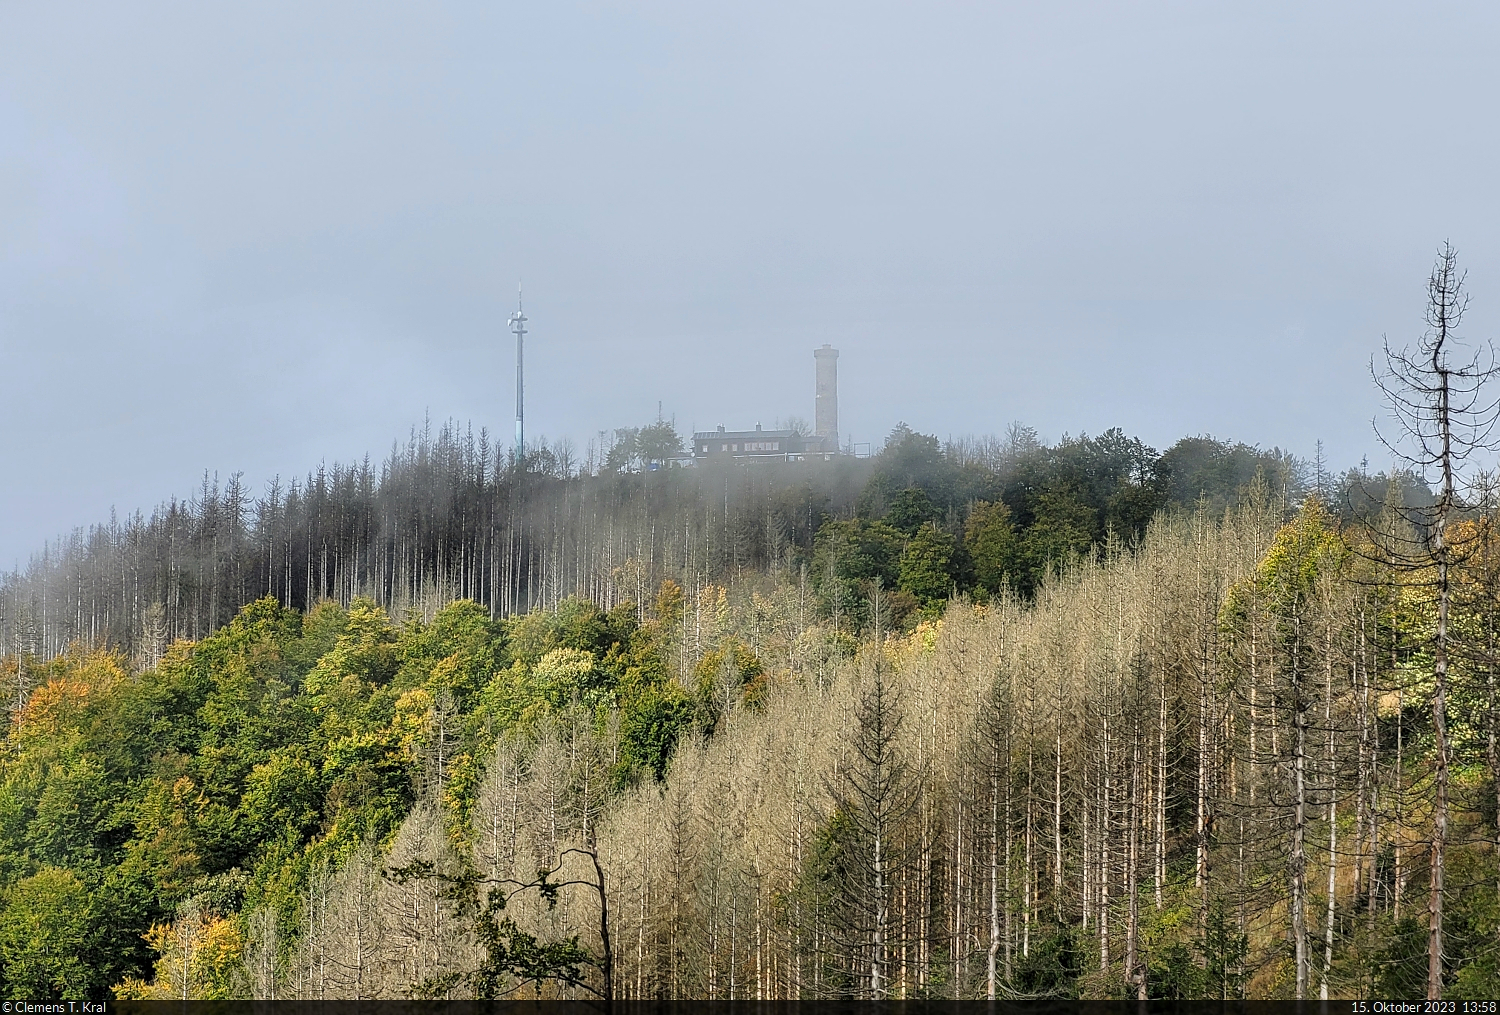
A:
690;424;836;462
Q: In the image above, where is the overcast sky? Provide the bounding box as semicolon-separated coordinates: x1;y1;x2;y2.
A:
4;1;1500;566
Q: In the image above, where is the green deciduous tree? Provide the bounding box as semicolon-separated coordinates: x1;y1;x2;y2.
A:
812;520;903;630
965;499;1020;596
884;487;939;536
898;522;957;610
0;867;96;998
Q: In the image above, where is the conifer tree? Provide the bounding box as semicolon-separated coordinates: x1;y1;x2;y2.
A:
1371;243;1500;998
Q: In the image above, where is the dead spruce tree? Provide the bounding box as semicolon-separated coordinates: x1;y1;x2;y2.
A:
1371;242;1500;999
969;667;1017;998
820;593;924;998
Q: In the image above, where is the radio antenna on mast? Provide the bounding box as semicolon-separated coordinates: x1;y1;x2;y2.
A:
508;283;527;462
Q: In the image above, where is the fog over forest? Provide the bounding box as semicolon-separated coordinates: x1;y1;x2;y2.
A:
8;1;1500;568
8;0;1500;1003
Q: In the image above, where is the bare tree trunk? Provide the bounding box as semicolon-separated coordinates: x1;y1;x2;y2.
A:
588;847;615;1002
1368;622;1382;934
1355;608;1370;912
1395;680;1405;921
1292;614;1309;1000
1099;703;1111;974
1024;739;1033;959
1430;545;1450;1000
1156;672;1167;910
1197;664;1209;893
1322;652;1338;1001
988;778;1000;999
1491;617;1500;953
1128;724;1144;999
1005;736;1014;982
1054;718;1064;921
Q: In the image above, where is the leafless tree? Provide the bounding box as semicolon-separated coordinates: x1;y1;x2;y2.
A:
1371;242;1500;998
821;606;925;998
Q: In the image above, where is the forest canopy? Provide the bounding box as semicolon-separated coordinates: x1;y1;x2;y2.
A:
1;418;1306;662
5;377;1497;999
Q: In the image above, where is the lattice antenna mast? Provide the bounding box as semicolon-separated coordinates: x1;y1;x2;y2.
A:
508;284;528;461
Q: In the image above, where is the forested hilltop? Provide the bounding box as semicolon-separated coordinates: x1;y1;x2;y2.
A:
0;419;1302;662
2;392;1495;998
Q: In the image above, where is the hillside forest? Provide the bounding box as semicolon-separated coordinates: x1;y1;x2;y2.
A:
2;255;1498;1000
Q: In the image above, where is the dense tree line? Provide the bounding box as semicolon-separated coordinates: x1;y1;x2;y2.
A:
0;411;1299;677
0;420;871;669
8;482;1500;998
